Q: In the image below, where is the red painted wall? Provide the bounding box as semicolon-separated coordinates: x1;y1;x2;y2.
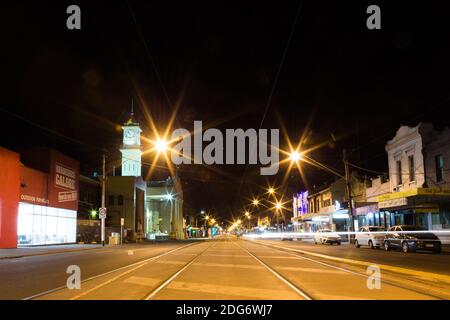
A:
20;166;49;206
0;147;20;249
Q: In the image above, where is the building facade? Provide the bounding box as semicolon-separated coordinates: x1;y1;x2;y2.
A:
292;173;366;233
379;123;450;229
145;176;185;240
0;147;79;248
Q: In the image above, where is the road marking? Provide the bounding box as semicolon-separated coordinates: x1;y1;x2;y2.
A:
235;242;313;300
252;240;450;285
143;242;217;300
192;262;264;270
22;242;199;300
165;280;301;300
274;266;345;274
155;260;188;265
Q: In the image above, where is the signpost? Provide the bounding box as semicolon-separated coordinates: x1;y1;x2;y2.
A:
100;207;106;246
120;218;124;245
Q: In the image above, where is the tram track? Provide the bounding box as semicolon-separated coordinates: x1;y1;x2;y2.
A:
245;240;447;300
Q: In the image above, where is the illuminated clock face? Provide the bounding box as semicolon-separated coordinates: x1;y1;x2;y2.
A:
125;130;135;138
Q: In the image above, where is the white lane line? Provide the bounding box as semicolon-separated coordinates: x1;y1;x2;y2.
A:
22;242;199;300
235;242;313;300
143;242;217;300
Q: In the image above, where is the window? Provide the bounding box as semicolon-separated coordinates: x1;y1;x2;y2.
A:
108;195;115;206
396;160;402;185
118;195;124;206
436;155;444;182
408;155;415;182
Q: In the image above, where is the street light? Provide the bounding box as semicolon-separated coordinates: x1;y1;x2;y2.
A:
289;151;302;162
268;187;275;195
275;201;283;233
252;199;260;206
275;202;282;210
155;138;169;153
245;211;251;231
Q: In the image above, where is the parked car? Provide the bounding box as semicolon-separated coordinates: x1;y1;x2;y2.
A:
354;226;385;249
313;229;341;245
384;225;442;253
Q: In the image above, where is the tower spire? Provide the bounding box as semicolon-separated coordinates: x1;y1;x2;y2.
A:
131;98;134;116
125;98;138;126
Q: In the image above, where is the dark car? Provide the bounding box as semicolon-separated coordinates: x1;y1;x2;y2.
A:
384;225;442;253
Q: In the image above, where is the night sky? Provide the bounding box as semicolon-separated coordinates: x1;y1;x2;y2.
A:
3;1;450;222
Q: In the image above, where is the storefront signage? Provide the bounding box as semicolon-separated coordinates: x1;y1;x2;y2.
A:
378;197;408;209
48;150;79;211
293;191;309;217
377;188;450;203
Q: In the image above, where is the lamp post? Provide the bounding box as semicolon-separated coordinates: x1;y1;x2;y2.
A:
245;211;251;231
275;202;282;233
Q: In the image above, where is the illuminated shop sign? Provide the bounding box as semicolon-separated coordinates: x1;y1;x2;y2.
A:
55;163;76;190
293;191;309;216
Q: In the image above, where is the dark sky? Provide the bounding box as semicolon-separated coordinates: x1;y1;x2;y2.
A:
3;1;450;222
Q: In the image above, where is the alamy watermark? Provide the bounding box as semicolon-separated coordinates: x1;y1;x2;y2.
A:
366;265;381;290
66;265;81;290
169;121;280;175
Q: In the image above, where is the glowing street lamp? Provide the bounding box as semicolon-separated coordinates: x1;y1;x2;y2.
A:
154;138;169;153
165;193;174;201
268;187;275;195
252;199;260;206
289;151;302;162
275;202;282;211
274;201;283;233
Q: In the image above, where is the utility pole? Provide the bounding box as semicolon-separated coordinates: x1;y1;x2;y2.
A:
343;149;354;244
101;152;106;247
276;212;280;233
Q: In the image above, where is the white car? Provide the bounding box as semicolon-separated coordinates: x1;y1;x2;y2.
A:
354;226;385;249
313;229;341;245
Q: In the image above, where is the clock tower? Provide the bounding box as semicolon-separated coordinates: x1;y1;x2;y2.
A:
120;105;142;177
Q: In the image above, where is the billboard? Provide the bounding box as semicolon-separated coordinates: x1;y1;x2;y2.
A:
293;191;309;217
48;150;79;211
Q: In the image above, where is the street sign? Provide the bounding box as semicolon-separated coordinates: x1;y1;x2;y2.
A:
120;218;125;226
99;207;107;219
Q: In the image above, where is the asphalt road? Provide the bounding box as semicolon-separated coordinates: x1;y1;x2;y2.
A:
258;239;450;275
3;237;443;300
0;241;196;299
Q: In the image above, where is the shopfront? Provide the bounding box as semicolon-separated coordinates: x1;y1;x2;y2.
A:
0;147;79;248
376;188;450;230
18;151;79;246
